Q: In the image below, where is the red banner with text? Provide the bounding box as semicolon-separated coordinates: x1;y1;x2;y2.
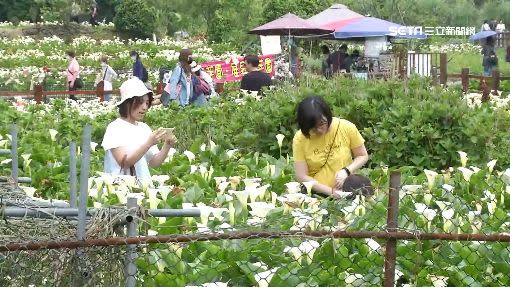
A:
201;55;275;83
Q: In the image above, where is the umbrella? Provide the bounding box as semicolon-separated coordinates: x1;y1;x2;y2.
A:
469;30;497;41
333;17;427;39
308;4;364;31
249;13;333;36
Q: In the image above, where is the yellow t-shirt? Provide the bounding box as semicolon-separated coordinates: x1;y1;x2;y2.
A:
292;117;365;188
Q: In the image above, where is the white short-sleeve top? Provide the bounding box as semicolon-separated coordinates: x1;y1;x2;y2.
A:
101;118;159;181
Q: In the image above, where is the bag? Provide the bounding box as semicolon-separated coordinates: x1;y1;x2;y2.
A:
141;65;149;82
488;55;498;66
197;77;211;95
73;78;84;89
164;68;184;103
68;68;83;89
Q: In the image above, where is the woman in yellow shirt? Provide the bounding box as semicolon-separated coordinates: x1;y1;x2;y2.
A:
292;96;369;199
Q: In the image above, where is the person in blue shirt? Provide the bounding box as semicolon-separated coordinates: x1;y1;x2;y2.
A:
130;51;150;88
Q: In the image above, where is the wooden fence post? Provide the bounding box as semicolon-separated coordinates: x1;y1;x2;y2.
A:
461;68;469;93
398;50;407;79
481;78;490;102
34;84;44;104
216;82;224;94
431;67;438;85
492;69;500;95
96;81;104;102
439;53;447;86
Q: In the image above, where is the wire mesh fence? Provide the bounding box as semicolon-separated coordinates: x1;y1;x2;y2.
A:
1;171;510;287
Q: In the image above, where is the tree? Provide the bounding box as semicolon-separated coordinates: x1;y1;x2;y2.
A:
113;0;156;39
263;0;334;22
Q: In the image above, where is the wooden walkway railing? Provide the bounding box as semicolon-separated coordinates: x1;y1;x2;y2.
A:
0;81;229;104
448;68;510;93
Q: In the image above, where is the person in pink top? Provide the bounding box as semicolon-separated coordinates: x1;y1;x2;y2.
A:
65;50;82;100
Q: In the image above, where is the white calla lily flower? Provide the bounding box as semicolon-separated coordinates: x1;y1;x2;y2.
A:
345;273;364;285
243;178;261;188
151;175;170;187
457;151;468;167
49;129;58;141
266;164;276;177
423;208;437;221
285;182;301;193
271;192;278;205
487;159;497;173
214;177;227;186
146;188;161;209
302;181;315;196
458;167;474;182
195;203;213;225
218;181;230;195
402;185;423;192
442;184;454;193
276;134;285;148
165;148;177;162
226;149;238;158
468;210;481;221
442;208;455;231
229;176;241;189
299;240;320;264
21;153;31;162
229;190;250;210
414;203;427;214
20;186;36;197
209;140;218;153
435;201;451;211
366;238;381;252
88;188;99;199
183;150;195;162
157;186;172;201
248;202;275;219
470;166;481;174
424;169;438;190
90;141;98;152
196;223;211;233
0;159;12;165
190;165;198;174
200;144;207;152
429;275;448;287
254;268;278;287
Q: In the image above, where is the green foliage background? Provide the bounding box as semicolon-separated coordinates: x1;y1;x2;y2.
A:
1;0;510;43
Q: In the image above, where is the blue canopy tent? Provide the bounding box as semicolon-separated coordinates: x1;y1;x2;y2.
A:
333;17;427;39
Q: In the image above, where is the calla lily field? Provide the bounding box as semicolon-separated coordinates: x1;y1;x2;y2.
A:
2;73;510;286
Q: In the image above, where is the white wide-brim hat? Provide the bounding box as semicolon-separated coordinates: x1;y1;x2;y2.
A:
117;77;153;106
190;61;202;73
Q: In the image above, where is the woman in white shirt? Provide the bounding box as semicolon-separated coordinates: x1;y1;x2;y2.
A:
101;78;176;182
96;56;118;101
496;20;506;48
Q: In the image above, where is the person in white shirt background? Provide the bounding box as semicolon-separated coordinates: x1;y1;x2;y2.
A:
101;78;176;182
95;55;118;101
496;20;507;48
482;20;491;31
